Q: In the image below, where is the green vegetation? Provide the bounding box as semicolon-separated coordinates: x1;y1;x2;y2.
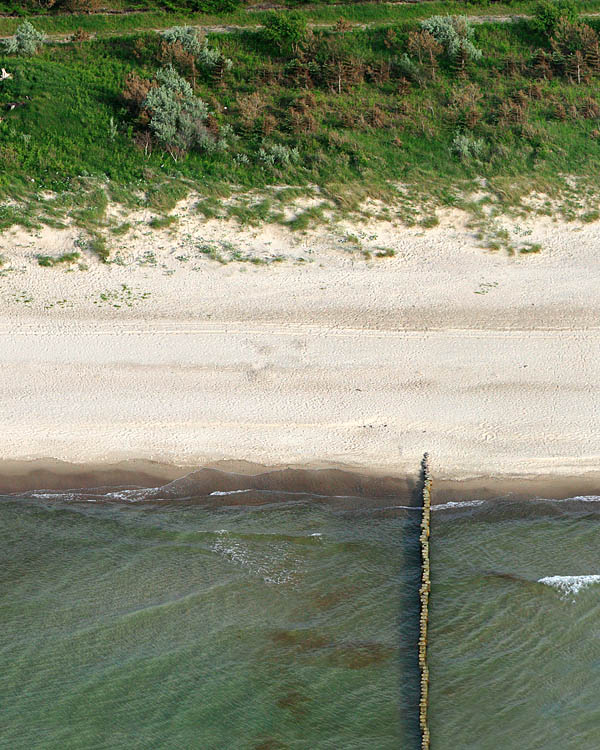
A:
8;1;600;38
1;20;46;55
36;251;80;265
262;12;308;56
1;0;241;15
149;213;177;227
532;0;579;34
2;1;600;243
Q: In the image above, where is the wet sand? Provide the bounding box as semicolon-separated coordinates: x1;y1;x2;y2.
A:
1;459;598;504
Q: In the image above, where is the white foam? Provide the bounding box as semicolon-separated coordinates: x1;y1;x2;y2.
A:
381;505;420;510
209;489;252;496
538;575;600;598
27;487;156;503
432;500;485;511
28;491;80;502
104;488;155;502
538;495;600;504
210;533;297;585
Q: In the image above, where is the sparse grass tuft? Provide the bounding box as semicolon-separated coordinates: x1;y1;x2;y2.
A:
89;235;109;262
520;242;542;254
37;251;81;267
149;215;178;229
420;215;439;229
110;222;131;235
581;210;600;223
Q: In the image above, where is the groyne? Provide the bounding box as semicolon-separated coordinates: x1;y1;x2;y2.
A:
419;453;432;749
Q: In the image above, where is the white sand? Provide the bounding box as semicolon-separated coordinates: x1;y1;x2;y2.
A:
1;203;599;479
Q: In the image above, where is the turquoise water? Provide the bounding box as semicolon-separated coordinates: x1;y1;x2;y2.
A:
0;488;419;750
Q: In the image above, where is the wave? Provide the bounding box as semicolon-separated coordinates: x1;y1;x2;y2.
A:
558;495;600;503
432;495;600;512
432;500;486;511
25;487;160;503
209;489;252;496
538;575;600;598
532;495;600;504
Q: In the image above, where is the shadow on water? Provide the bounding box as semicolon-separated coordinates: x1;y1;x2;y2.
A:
397;456;427;747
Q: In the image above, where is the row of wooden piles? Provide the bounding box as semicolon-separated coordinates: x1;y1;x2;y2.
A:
419;453;432;749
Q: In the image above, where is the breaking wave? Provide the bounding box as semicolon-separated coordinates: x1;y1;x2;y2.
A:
538;575;600;598
432;500;486;511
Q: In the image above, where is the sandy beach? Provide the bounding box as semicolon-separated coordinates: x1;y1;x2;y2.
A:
1;202;599;482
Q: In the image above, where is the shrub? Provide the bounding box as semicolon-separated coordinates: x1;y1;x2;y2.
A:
71;28;91;43
37;252;80;267
160;26;205;56
420;16;482;66
159;26;232;71
451;132;485;161
2;21;46;56
258;140;300;167
236;91;267;132
144;66;211;159
122;71;155;112
262;12;307;56
396;53;425;85
532;0;579;36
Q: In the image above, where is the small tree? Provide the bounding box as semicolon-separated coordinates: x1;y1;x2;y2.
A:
449;82;483;129
2;21;46;56
262;12;307;56
407;29;443;81
551;19;600;82
236;91;267;133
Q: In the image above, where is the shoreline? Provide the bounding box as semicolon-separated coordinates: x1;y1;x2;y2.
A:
1;458;598;502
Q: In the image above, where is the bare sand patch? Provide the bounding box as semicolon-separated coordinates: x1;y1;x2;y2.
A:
1;201;599;479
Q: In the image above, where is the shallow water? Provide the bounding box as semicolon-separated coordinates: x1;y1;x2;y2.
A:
0;489;420;750
4;485;600;749
430;496;600;749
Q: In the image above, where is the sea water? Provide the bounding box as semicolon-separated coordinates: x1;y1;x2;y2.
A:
0;487;419;750
4;486;600;749
429;496;600;749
